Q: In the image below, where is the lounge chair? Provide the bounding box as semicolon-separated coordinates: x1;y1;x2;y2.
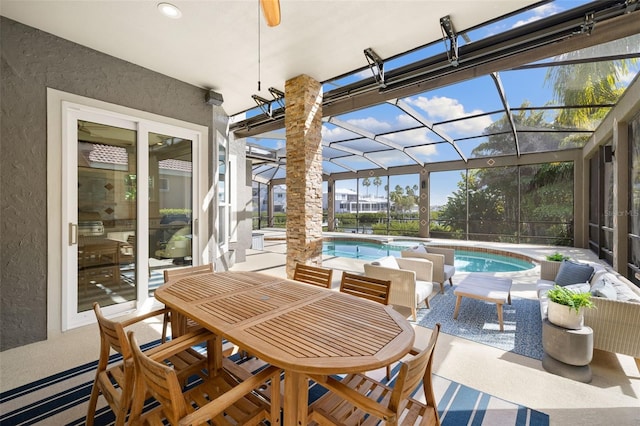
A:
364;256;434;321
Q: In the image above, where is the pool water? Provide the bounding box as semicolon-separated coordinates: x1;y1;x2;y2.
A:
322;240;534;273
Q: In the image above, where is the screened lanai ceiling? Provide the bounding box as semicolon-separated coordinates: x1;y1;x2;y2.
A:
236;0;640;182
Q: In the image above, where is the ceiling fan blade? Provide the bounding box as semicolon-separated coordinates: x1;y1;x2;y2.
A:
260;0;281;27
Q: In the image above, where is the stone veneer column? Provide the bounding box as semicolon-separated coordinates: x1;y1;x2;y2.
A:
285;75;323;278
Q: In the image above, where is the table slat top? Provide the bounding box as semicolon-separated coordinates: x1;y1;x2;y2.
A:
156;271;414;374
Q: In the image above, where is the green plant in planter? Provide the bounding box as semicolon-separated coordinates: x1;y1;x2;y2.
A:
547;285;594;313
546;252;569;262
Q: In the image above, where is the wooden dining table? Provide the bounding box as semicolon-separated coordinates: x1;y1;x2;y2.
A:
155;270;415;426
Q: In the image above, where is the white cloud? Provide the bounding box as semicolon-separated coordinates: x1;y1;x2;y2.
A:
405;95;493;136
348;116;394;134
322;125;356;142
385;128;435;146
397;113;418;127
512;3;561;28
407;144;438;158
512;15;543;28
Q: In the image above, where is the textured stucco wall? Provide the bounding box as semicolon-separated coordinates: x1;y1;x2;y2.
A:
0;17;231;351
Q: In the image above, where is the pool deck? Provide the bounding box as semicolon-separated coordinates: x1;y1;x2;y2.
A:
1;230;637;426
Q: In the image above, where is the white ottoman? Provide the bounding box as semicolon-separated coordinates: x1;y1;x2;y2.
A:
453;274;512;331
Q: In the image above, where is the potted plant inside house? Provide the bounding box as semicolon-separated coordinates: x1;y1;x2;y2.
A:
540;252;570;280
546;284;594;329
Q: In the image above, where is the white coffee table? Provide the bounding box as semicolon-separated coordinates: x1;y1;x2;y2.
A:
453;274;513;331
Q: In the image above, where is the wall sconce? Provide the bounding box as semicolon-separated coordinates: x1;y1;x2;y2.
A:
421;180;426;189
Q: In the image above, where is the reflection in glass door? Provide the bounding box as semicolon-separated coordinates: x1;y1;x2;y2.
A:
148;133;193;292
76;120;137;312
63;101;205;330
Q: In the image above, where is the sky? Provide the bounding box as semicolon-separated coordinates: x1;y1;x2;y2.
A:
247;0;639;206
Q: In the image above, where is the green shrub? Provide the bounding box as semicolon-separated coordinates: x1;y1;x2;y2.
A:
546;252;569;261
547;285;594;313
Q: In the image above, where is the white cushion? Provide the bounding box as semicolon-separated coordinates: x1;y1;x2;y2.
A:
563;283;591;293
413;245;428;254
372;256;399;269
443;265;455;280
415;280;433;302
600;273;640;302
591;279;617;299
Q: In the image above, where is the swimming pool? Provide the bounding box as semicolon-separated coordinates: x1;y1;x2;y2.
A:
322;240;534;273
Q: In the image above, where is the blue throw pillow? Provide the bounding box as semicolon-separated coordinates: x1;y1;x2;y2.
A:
554;260;594;286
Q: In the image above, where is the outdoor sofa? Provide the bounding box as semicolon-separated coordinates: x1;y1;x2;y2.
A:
537;259;640;371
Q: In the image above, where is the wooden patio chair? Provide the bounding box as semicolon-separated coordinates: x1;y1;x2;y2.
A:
162;262;214;283
86;303;216;426
340;272;391;305
127;330;282;426
293;263;333;288
308;323;441;426
340;272;393;378
163;263;214;338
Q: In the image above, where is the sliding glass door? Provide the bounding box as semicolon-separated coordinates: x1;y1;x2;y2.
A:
62;104;203;330
148;132;194;294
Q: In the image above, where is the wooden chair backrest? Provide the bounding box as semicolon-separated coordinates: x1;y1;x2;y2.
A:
93;302;131;360
293;263;333;288
128;331;189;425
163;263;214;283
340;272;391;305
389;323;441;415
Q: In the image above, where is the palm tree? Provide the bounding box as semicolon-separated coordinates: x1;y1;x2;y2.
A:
545;47;637;129
362;178;371;197
373;176;382;197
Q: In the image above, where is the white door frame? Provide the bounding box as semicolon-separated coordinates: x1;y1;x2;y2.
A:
47;89;209;335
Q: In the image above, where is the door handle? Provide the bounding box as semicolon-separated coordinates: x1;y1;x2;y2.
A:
193;218;198;237
69;223;78;246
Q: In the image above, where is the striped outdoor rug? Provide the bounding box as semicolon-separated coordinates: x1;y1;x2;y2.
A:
1;342;549;426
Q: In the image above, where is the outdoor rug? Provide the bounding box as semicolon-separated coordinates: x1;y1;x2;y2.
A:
417;284;544;360
0;341;549;426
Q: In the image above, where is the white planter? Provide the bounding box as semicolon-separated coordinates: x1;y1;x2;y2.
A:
547;300;584;330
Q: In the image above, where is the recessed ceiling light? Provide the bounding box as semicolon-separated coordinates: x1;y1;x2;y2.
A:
157;3;182;19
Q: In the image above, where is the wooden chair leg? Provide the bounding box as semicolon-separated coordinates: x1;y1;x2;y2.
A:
161;311;169;343
86;378;100;426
